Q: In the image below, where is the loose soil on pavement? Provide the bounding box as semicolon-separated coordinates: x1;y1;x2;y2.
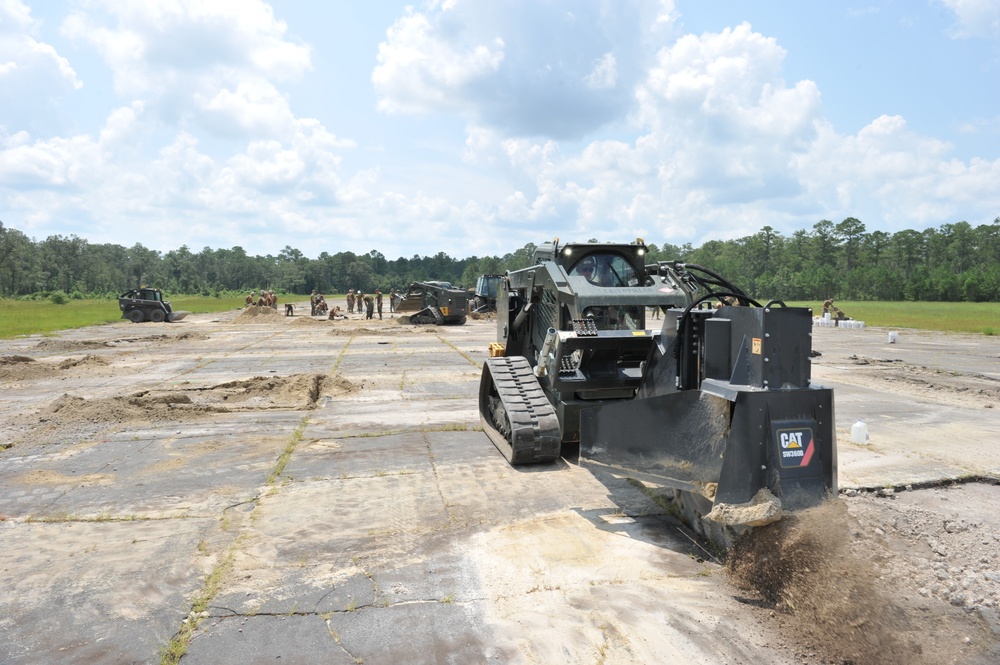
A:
0;307;1000;665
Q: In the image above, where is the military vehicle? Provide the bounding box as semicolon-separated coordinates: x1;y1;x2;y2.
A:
478;239;836;546
393;281;468;325
118;288;189;323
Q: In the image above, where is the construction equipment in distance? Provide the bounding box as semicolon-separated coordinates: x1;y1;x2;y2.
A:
393;281;468;325
468;274;503;313
118;288;189;323
478;238;836;546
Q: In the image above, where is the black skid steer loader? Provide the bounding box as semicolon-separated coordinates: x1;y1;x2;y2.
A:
478;238;836;547
118;288;189;323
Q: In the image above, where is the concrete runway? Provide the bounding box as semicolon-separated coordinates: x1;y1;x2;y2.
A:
1;306;997;663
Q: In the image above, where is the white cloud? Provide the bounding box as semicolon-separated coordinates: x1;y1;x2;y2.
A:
60;0;311;138
940;0;1000;39
195;78;297;139
0;0;82;131
466;20;1000;248
0;0;366;251
372;8;505;115
632;22;821;207
584;52;618;89
1;2;997;262
373;0;662;139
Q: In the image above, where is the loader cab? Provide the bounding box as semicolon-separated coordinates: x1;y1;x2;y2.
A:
566;252;645;331
568;252;640;288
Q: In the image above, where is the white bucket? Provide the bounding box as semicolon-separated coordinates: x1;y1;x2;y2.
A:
850;420;869;444
888;331;898;344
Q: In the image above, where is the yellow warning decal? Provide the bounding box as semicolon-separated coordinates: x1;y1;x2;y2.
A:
632;331;648;336
752;338;762;354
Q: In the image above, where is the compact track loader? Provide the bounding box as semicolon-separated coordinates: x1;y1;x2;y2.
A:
394;281;468;325
118;288;189;323
478;239;836;546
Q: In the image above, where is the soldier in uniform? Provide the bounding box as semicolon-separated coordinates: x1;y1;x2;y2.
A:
375;290;383;319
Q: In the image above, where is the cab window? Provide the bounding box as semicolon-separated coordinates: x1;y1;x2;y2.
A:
569;253;639;287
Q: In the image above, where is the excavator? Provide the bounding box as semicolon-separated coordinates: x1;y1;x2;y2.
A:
478;239;836;547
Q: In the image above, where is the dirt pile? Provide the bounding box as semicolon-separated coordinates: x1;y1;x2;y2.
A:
726;500;995;664
230;306;283;324
58;354;109;370
44;391;217;425
34;339;111;351
172;332;209;341
40;373;359;425
1;354;109;382
207;373;356;407
0;355;54;382
291;316;329;326
0;355;35;364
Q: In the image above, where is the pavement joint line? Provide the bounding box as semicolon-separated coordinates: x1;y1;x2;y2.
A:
419;426;453;523
267;415;310;485
161;534;243;665
162;413;310;663
329;335;354;374
331;424;478;440
435;334;481;367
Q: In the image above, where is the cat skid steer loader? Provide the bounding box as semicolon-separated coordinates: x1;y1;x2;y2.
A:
479;239;836;547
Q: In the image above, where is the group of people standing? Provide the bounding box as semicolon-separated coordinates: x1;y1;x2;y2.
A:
306;288;396;320
345;289;385;319
243;289;402;320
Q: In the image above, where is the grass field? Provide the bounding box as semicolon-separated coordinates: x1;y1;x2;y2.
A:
1;296;997;339
0;295;312;339
787;301;999;336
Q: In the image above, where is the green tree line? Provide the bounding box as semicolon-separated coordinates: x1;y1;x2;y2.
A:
1;217;998;302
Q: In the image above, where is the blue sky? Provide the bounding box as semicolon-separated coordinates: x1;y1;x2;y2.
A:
1;0;998;260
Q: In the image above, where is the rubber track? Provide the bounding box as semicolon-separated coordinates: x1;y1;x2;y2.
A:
480;356;561;464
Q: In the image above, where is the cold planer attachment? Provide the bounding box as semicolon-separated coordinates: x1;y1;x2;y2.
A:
478;239;836;547
580;305;836;545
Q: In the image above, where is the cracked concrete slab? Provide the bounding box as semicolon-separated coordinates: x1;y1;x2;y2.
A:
2;306;999;663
